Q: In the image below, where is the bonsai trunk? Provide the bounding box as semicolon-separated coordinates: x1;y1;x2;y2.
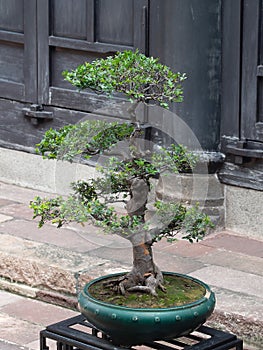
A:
121;231;165;296
105;229;165;296
106;177;166;296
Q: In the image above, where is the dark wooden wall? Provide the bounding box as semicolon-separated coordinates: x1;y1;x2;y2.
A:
219;0;263;190
0;0;262;188
0;0;223;153
149;0;222;151
0;0;148;151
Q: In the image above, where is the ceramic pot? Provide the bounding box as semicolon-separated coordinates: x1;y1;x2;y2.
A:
78;272;216;346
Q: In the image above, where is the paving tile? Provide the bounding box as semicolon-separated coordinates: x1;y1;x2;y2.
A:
25;339;39;350
0;219;100;253
199;250;263;276
0;214;13;223
27;338;60;350
88;246;133;266
0;312;42;346
0;199;17;207
0;182;51;205
1;298;78;326
0;340;31;350
0;203;34;221
0;217;128;253
155;239;216;257
154;251;205;274
202;232;263;257
190;266;263;298
0;290;25;307
212;287;263;322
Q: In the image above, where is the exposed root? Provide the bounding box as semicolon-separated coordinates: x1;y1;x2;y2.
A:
127;274;162;296
103;268;166;296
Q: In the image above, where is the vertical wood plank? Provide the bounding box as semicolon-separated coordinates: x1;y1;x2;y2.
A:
96;0;133;46
0;0;24;32
37;0;50;104
149;0;222;150
52;0;87;40
260;0;263;63
86;0;95;42
257;0;263;125
221;0;242;139
240;0;260;139
24;0;38;102
133;0;149;54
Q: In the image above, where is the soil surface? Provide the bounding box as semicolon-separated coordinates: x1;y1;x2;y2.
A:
89;274;206;308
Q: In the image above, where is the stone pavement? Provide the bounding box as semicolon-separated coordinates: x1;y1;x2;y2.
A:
0;181;262;349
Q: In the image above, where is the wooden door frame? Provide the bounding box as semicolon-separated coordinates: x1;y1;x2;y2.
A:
219;0;263;189
221;0;263;144
0;0;38;102
240;0;262;141
37;0;149;108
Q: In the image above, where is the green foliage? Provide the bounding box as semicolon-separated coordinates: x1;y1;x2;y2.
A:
36;120;134;161
153;201;214;243
71;180;98;203
36;125;75;159
182;205;214;242
63;50;186;108
108;157;159;181
152;144;198;173
31;143;211;241
30;188;213;242
93;156;159;198
30;187;143;236
31;50;214;253
30;196;65;228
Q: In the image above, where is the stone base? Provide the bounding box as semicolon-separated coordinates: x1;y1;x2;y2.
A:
0;147;97;195
155;172;225;227
225;185;263;240
1;147;263;239
0;233;129;300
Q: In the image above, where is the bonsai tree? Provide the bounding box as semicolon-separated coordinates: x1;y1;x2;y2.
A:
30;50;213;297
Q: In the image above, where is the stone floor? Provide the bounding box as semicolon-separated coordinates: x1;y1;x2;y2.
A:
0;181;262;349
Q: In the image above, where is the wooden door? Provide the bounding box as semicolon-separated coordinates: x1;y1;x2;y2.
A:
0;0;37;102
0;0;149;151
240;0;263;142
38;0;149;114
220;0;263;189
0;0;39;149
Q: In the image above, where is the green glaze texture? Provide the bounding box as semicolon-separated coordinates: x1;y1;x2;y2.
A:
78;272;216;346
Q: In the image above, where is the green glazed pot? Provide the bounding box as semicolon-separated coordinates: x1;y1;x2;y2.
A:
78;272;216;346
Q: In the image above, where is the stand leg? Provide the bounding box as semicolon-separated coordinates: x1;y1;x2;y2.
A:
40;331;49;350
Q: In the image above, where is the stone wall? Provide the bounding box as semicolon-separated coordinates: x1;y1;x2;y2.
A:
1;147;262;239
225;185;263;240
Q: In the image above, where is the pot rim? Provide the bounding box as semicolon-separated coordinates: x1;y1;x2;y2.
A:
81;271;214;312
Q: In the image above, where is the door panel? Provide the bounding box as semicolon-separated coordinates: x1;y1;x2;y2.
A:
0;0;149;151
39;0;149;115
0;0;24;32
52;0;88;40
256;1;263;138
0;0;37;102
96;0;134;45
219;0;263;189
241;0;263;141
0;42;24;99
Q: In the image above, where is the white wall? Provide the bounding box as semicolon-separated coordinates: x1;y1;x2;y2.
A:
0;147;97;194
1;147;262;240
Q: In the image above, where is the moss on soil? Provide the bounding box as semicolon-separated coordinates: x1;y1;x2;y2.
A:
89;275;206;308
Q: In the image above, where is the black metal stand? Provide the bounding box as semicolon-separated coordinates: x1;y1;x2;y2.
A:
40;314;243;350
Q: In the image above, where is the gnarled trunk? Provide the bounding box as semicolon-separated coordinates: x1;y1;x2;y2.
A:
107;176;165;295
105;230;165;296
124;231;165;296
